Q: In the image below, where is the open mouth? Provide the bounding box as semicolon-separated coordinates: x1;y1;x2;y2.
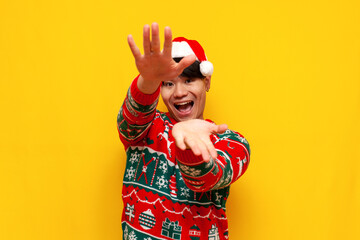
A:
174;101;194;113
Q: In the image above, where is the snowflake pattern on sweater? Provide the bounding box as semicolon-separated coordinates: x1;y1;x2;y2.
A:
117;76;250;240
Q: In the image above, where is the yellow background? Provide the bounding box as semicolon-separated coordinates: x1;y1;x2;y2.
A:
1;0;359;239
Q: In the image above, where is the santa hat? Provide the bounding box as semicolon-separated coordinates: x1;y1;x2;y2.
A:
172;37;214;77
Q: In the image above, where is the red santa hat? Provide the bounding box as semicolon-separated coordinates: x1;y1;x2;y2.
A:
171;37;214;77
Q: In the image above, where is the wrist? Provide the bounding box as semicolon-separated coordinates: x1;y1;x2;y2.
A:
137;75;161;94
130;75;160;105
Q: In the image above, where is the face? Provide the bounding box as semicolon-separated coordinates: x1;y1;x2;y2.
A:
160;76;211;122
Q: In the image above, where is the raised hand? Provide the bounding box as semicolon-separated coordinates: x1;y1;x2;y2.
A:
172;119;228;162
127;23;196;94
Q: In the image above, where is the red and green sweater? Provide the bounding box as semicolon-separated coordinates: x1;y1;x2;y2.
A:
117;76;250;240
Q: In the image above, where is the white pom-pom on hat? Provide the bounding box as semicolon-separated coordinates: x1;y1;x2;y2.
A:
172;37;213;76
199;61;213;76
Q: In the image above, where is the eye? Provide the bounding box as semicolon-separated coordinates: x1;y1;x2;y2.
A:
162;81;174;87
185;79;193;84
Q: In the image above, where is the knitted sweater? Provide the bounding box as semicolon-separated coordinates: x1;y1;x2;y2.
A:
117;76;250;240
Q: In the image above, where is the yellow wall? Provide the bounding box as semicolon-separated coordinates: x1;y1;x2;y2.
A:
1;0;359;239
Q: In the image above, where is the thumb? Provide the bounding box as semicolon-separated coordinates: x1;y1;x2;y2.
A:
176;54;196;73
213;124;228;134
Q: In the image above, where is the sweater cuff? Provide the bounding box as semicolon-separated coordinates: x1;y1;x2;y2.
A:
176;147;217;180
130;75;160;105
175;147;204;166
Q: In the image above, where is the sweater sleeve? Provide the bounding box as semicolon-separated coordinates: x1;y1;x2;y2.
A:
117;75;160;148
175;129;250;192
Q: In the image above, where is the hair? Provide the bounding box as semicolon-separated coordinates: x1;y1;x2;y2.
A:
173;57;205;79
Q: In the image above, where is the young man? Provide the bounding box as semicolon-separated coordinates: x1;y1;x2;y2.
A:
117;23;250;240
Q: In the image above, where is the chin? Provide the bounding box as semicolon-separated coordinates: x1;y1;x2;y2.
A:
173;112;201;122
176;116;192;122
169;111;192;122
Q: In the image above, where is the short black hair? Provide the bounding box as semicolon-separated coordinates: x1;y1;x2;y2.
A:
173;57;205;79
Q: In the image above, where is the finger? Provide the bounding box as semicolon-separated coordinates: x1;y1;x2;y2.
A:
151;22;160;53
173;133;187;151
203;138;217;160
176;54;196;74
176;140;187;151
163;26;172;56
216;124;228;134
127;34;141;60
143;24;151;55
187;137;210;162
202;151;211;162
198;141;211;162
185;137;201;156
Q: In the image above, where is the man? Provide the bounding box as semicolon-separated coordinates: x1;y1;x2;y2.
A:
117;23;250;240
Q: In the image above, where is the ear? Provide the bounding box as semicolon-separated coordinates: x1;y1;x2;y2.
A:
204;76;211;91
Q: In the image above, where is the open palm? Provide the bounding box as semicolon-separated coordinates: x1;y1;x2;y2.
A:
127;23;196;93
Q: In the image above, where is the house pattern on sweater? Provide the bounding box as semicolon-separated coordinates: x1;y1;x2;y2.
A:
117;77;250;240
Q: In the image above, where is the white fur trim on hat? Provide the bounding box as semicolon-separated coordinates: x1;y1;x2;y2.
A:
171;42;197;59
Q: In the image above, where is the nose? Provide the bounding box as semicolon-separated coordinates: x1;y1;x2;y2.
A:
173;82;188;98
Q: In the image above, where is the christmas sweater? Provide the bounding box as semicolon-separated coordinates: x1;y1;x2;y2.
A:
117;76;250;240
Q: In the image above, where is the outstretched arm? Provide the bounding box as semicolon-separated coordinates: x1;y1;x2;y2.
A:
173;119;250;192
118;23;195;147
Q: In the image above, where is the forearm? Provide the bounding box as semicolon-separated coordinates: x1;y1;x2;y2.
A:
176;148;222;192
117;75;160;146
176;130;250;192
